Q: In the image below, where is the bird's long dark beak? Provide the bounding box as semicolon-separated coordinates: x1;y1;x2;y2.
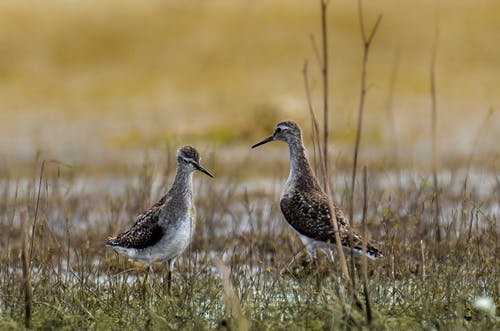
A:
251;135;274;148
194;163;214;178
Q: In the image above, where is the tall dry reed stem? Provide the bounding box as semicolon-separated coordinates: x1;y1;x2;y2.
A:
21;211;33;329
349;0;382;289
326;0;357;295
361;166;372;324
216;259;249;331
29;159;45;264
430;0;441;256
350;0;382;221
305;1;352;288
303;61;326;185
320;0;330;192
420;239;426;279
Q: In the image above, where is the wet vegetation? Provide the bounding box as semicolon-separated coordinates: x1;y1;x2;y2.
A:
0;0;499;330
0;153;498;330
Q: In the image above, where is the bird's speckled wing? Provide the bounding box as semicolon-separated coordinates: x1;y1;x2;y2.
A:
280;189;383;258
106;195;167;249
329;203;382;258
280;189;347;242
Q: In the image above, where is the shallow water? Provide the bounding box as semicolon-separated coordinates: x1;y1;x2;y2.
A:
1;167;497;237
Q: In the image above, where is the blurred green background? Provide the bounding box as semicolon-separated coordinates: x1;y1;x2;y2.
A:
0;0;498;170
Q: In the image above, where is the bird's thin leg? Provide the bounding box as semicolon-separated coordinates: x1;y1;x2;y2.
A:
325;247;335;263
166;259;173;295
142;266;149;287
148;265;155;305
302;243;317;269
307;246;317;263
141;265;152;302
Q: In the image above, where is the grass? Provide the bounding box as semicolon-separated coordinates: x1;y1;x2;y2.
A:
0;0;499;329
0;154;498;330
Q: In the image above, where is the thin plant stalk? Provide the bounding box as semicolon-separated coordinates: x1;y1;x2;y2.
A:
361;166;372;324
303;61;327;189
311;1;353;290
320;0;330;192
420;239;426;279
349;0;382;288
21;212;33;329
350;2;382;221
216;259;249;331
30;159;45;265
430;0;441;255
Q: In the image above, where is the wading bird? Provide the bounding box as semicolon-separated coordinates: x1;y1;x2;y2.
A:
106;145;213;292
252;120;382;262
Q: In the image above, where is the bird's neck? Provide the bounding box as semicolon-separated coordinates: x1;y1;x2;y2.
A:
158;167;194;226
286;139;321;191
169;168;194;203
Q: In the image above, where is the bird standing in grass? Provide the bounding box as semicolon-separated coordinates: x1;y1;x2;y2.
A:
252;120;382;262
106;145;213;292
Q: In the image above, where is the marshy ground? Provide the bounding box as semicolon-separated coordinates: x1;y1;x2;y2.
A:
0;0;499;330
0;151;498;330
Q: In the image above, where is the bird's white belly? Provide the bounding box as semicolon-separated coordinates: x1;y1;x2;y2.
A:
117;214;195;265
297;232;328;251
296;231;377;260
153;218;194;263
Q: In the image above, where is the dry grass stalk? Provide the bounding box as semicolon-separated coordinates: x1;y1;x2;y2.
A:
320;0;330;192
420;239;426;280
430;0;441;256
29;159;45;264
21;211;33;329
305;0;352;289
302;61;326;186
349;1;382;220
349;0;382;288
361;166;372;324
216;259;249;331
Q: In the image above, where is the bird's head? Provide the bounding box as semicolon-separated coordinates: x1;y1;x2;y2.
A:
177;145;214;178
251;120;302;148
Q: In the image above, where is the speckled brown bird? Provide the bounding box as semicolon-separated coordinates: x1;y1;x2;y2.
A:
106;145;213;290
252;120;382;261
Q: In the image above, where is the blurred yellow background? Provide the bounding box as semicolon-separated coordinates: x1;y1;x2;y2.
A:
0;0;498;169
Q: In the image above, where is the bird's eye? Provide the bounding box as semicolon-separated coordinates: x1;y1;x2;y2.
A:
275;127;282;134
